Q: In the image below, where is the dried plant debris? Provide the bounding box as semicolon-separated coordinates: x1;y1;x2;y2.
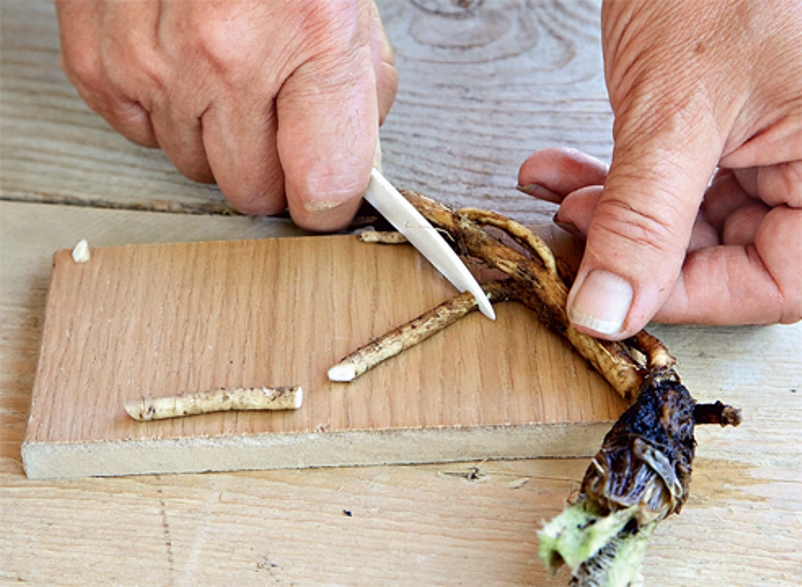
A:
331;189;741;586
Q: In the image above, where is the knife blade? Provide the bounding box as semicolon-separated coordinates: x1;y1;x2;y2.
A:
364;168;495;321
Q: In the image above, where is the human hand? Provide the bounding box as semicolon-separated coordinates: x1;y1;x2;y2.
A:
518;0;802;340
55;0;398;231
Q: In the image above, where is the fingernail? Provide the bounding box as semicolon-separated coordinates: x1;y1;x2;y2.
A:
568;270;633;336
516;183;562;203
553;213;582;238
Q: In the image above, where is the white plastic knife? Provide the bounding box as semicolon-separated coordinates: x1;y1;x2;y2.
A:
364;168;495;321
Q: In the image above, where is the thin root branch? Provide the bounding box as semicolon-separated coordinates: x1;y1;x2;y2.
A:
694;401;743;426
457;207;558;273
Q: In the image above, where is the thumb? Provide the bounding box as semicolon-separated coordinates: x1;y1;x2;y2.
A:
567;103;723;339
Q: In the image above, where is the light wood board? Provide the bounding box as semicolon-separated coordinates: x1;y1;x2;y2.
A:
22;235;625;478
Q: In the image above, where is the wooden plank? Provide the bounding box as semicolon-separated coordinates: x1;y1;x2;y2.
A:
0;202;585;586
0;201;305;466
22;234;625;478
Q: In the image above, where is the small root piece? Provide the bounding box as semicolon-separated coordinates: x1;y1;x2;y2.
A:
124;386;303;421
71;239;91;263
328;281;509;382
358;230;408;244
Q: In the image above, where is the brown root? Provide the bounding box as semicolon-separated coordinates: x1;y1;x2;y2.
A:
334;189;741;586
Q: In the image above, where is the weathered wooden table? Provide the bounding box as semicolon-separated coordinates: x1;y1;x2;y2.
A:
2;1;800;584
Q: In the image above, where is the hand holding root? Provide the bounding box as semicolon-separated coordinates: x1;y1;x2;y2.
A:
332;190;741;586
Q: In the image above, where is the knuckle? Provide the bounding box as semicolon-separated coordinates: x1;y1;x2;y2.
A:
770;161;802;206
181;3;270;75
60;49;115;116
290;0;370;55
186;0;369;86
110;46;165;99
60;44;103;89
188;19;242;74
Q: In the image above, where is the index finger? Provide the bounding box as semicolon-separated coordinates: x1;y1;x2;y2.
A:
277;44;379;232
517;147;608;203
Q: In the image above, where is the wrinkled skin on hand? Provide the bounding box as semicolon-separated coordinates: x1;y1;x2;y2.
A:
519;0;802;338
55;0;398;232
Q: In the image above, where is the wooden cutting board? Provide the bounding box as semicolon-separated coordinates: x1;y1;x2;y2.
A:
22;235;626;479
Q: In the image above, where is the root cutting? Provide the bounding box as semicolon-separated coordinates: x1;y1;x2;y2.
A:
125;385;303;421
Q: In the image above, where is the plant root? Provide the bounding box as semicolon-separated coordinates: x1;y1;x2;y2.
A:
331;189;741;586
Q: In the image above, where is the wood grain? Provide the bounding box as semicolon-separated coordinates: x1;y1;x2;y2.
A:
23;235;624;478
380;0;613;220
0;0;612;226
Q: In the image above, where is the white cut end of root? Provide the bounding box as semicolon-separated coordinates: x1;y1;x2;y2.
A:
71;239;90;263
290;386;304;409
328;364;356;382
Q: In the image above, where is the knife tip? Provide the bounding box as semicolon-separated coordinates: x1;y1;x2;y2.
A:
477;297;496;321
